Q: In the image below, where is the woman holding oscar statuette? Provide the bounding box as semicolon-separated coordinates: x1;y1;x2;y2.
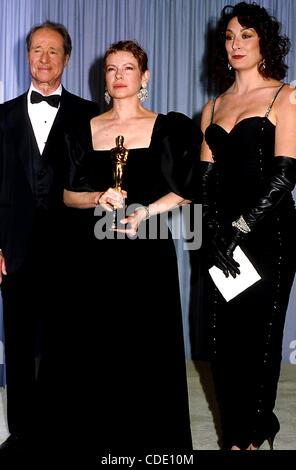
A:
62;40;202;453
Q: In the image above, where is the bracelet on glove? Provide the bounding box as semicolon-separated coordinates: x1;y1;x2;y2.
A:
231;215;251;234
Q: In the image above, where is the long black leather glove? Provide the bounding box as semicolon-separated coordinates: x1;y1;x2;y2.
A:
226;156;296;257
201;161;240;277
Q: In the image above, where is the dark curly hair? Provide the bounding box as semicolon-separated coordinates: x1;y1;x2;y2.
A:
212;2;290;91
103;40;148;73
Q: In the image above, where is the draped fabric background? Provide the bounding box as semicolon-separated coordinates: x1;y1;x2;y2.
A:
0;0;295;385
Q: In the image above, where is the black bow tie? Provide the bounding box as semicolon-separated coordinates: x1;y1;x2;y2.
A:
30;90;61;108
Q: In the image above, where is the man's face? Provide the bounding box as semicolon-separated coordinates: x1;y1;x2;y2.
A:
28;27;69;90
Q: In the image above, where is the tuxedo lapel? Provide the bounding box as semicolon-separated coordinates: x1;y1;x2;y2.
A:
6;94;37;188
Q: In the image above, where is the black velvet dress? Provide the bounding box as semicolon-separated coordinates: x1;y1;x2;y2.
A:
57;112;201;454
204;95;296;448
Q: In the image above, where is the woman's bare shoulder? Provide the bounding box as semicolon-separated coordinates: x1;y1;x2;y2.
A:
144;109;158;118
200;99;216;131
272;83;296;115
91;111;111;124
276;82;295;101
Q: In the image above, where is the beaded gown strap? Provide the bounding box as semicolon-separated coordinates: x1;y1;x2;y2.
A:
265;83;285;118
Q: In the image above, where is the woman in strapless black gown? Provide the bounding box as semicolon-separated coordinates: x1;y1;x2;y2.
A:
200;2;296;450
60;40;201;454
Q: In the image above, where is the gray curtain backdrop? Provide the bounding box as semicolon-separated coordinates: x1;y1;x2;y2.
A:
0;0;295;385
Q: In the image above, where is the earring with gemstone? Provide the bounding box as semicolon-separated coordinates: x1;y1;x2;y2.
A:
104;90;111;105
137;83;149;102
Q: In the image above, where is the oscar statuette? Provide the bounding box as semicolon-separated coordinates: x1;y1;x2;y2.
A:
110;135;129;229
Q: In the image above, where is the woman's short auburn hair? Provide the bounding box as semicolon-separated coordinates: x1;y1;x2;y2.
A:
103;40;148;73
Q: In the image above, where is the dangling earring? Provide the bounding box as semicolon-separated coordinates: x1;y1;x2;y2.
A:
137;83;149;102
228;62;232;71
261;59;266;70
104;90;111;105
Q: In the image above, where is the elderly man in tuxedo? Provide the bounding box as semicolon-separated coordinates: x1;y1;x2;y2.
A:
0;21;99;452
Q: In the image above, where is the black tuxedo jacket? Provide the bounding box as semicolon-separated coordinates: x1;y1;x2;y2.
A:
0;87;99;273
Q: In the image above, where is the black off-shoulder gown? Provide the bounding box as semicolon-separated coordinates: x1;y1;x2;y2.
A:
204;116;296;449
48;112;200;454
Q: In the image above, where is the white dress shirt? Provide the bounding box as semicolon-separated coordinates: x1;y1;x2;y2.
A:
27;84;62;155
